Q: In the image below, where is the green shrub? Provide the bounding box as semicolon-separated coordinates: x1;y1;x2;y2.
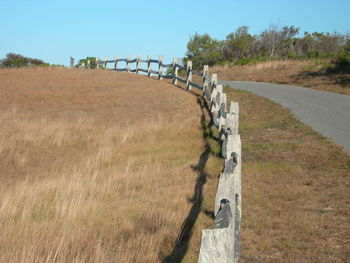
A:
234;58;252;65
76;57;99;69
185;25;349;67
186;33;224;69
0;53;48;68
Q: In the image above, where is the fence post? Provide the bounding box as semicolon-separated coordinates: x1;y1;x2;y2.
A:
219;93;227;131
70;57;74;68
114;56;118;70
203;65;209;96
82;62;85;69
186;61;192;90
203;65;209;83
104;57;108;69
96;58;99;69
211;73;218;86
87;59;90;69
147;54;151;77
136;55;140;74
126;55;130;72
158;55;163;80
172;57;178;85
234;135;242;262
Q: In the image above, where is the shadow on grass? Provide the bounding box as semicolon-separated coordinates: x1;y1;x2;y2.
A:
295;71;350;87
161;96;217;263
293;60;350;88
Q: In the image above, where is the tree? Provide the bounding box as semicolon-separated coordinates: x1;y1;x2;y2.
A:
76;57;99;69
259;25;299;59
0;53;47;68
186;33;224;69
298;32;344;58
185;25;348;68
332;37;350;73
224;26;255;62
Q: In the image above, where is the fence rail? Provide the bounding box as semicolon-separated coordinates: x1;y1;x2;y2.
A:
75;56;241;262
79;56;208;91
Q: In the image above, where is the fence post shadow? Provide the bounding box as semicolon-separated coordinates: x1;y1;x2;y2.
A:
161;97;217;263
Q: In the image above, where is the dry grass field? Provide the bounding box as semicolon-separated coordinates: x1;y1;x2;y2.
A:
212;60;350;95
2;66;348;263
0;67;222;263
225;87;350;262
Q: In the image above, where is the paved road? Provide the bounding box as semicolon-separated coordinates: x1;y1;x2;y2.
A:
220;80;350;154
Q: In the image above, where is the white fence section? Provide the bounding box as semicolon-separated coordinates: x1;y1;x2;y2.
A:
76;56;242;263
79;56;208;91
199;78;241;263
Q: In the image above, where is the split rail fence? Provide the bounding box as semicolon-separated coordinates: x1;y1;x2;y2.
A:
76;56;242;263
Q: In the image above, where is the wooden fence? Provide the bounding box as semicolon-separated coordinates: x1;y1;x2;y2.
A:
78;56;207;91
76;56;241;263
198;74;241;263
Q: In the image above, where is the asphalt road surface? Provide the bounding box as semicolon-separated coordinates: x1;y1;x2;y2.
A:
220;80;350;154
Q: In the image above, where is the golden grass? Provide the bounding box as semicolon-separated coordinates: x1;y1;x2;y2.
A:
0;68;222;262
212;60;350;95
225;87;350;262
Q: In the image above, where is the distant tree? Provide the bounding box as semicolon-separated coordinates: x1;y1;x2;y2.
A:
258;24;299;59
331;37;350;73
224;26;255;62
0;53;48;68
298;32;344;58
341;38;350;63
186;33;224;69
76;57;98;69
280;26;300;57
184;25;348;67
314;32;344;56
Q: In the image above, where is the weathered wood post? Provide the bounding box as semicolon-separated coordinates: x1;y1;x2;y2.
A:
158;55;163;80
126;55;130;72
114;56;118;70
96;57;100;69
234;135;242;262
186;60;193;90
82;62;85;69
211;73;218;86
229;102;240;136
104;57;108;69
218;93;227;131
172;57;178;85
202;65;209;97
136;55;140;74
70;57;74;68
203;65;209;84
209;74;219;117
147;54;151;77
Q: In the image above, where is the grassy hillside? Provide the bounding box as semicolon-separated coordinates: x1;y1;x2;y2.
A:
2;66;348;263
225;87;350;262
0;68;222;263
212;60;350;95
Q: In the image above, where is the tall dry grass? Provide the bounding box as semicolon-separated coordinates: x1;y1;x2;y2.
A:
211;60;350;95
0;68;218;262
225;87;350;262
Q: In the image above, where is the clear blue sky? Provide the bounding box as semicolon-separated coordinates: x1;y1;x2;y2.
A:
1;0;349;66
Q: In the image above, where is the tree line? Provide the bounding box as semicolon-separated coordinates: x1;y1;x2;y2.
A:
0;53;49;68
186;25;350;70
